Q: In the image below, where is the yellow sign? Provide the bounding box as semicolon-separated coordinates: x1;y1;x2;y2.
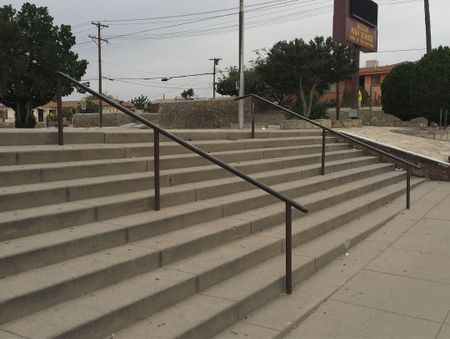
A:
347;20;377;51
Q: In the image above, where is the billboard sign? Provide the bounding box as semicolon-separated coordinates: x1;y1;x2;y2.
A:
333;0;378;52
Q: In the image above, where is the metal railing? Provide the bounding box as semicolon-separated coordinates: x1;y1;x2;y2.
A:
237;94;421;210
55;72;307;294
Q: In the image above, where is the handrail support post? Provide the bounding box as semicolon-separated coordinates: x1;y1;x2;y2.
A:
406;165;411;210
251;98;255;139
56;74;64;146
286;202;293;295
154;130;160;211
321;129;326;175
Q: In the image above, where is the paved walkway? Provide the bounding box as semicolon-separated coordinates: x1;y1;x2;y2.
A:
337;126;450;163
286;181;450;339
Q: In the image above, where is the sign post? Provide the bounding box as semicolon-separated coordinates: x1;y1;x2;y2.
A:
333;0;378;118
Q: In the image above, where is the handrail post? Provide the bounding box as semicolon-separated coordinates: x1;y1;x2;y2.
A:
285;202;293;295
56;74;64;146
154;130;160;211
321;129;326;175
251;97;255;139
406;165;411;210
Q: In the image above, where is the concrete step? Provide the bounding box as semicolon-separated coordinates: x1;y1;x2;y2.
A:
0;140;342;188
214;180;440;339
0;129;323;146
0;145;352;212
0;154;379;242
0;178;424;338
0;169;404;325
0;135;336;166
112;178;426;339
0;161;391;279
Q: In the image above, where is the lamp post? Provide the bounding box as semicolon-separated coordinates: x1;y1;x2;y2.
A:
238;0;245;129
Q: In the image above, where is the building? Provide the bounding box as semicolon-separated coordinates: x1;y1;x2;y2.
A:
0;99;135;126
321;60;406;107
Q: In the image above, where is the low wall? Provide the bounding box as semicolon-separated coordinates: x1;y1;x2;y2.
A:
327;108;428;128
158;98;284;129
338;131;450;181
73;112;159;128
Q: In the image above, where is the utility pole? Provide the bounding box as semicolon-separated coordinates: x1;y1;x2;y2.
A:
424;0;432;53
238;0;245;129
209;58;222;99
89;22;108;127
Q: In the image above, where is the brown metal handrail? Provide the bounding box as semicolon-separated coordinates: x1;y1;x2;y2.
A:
55;72;307;294
236;94;421;210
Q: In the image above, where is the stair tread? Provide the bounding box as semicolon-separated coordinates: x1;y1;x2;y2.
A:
0;158;385;230
0;146;352;196
0;178;423;339
0;174;414;327
0;140;344;174
114;179;426;339
0;162;393;265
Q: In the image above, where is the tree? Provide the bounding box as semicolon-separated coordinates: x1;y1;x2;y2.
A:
411;46;450;123
181;88;195;100
131;94;149;110
0;3;87;128
255;37;356;117
381;62;417;121
330;42;358;119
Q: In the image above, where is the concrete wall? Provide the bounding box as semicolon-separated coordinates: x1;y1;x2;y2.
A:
73;112;159;128
157;98;285;129
327;108;428;128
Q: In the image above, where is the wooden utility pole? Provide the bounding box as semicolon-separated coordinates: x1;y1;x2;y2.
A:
89;22;108;127
209;58;222;99
424;0;432;53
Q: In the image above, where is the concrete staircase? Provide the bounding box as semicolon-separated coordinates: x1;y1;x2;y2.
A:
0;129;424;339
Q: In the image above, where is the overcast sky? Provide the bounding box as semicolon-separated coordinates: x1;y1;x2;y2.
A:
5;0;450;101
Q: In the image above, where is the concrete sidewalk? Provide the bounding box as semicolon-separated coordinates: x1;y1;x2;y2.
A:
286;181;450;339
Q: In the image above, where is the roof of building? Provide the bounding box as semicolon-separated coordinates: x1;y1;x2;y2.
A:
360;61;409;76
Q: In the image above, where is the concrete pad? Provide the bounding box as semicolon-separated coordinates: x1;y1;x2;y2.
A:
286;299;440;339
367;247;450;284
438;325;450;338
331;269;450;322
214;322;279;339
113;294;236;339
410;218;450;236
0;330;26;339
392;231;450;257
426;195;450;220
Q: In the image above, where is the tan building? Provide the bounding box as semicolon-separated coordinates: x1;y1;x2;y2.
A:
1;99;135;126
321;60;406;106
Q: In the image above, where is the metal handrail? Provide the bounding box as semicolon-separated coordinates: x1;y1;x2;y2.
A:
54;71;307;294
237;93;421;209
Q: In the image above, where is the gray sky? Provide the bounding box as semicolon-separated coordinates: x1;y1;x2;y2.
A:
5;0;450;101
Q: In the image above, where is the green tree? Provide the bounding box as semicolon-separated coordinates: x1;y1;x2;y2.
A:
181;88;195;100
411;46;450;123
0;3;87;128
216;65;279;102
381;62;416;120
255;37;356;117
131;94;149;110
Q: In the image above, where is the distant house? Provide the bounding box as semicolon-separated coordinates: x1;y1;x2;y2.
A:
320;60;406;106
0;103;15;124
1;99;135;126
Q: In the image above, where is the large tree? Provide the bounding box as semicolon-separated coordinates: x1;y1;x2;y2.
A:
0;3;87;128
381;62;417;121
255;37;356;117
411;46;450;123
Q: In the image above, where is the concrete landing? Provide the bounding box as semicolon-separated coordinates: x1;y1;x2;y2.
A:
286;181;450;339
